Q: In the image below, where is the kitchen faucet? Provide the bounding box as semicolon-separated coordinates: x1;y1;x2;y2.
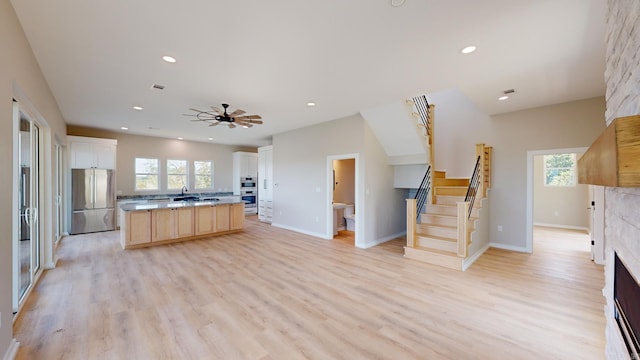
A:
181;185;188;196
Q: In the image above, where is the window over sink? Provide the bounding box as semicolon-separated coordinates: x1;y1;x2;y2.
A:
135;157;159;191
167;159;188;190
194;160;213;190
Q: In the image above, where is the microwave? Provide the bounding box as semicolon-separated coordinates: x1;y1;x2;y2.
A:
240;177;256;188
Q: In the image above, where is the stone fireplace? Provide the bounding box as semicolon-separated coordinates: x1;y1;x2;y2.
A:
604;0;640;358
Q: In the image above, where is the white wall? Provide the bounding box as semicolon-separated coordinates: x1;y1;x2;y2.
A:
533;155;589;230
272;114;405;247
67;126;254;196
1;0;68;355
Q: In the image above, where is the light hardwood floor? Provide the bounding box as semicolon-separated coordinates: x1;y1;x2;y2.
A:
13;221;605;359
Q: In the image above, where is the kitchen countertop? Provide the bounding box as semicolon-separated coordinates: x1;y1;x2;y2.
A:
120;198;244;211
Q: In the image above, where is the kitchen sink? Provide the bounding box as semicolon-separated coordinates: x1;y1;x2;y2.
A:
173;196;200;201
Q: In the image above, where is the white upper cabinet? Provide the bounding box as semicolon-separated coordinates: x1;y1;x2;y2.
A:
69;135;117;169
232;151;258;194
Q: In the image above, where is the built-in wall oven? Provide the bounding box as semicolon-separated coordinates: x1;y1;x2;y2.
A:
240;177;257;214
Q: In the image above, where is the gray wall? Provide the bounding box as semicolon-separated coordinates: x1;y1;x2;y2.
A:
533;154;589;230
1;0;68;354
67;126;255;196
429;90;605;250
272;114;405;247
487;98;605;250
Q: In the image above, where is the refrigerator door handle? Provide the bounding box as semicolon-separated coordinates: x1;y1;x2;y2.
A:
32;207;38;225
22;173;27;207
24;207;31;226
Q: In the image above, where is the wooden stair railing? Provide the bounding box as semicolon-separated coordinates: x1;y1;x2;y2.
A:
407;95;436;174
405;143;492;268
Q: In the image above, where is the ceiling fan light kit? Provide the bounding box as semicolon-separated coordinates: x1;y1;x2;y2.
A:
185;103;263;129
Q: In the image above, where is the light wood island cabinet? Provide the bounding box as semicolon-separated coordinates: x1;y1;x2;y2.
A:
152;207;194;242
120;201;244;249
230;203;244;230
122;210;152;246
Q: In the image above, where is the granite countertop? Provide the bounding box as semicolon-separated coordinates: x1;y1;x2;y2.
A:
120;198;243;211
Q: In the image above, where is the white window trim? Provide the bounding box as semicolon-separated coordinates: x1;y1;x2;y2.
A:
134;157;160;191
167;159;189;191
193;160;214;191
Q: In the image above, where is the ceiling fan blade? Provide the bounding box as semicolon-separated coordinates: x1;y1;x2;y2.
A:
235;115;262;120
210;106;222;114
208;121;221;126
240;124;253;128
247;120;263;124
189;108;207;113
228;109;246;117
228;123;236;129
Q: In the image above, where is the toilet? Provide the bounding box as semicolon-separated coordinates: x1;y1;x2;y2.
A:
344;204;355;231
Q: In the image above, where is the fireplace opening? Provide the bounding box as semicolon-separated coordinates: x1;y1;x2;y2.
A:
614;253;640;358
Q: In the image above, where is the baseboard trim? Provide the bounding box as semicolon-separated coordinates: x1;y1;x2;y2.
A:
533;223;589;232
361;231;406;249
271;223;330;240
490;242;529;253
463;243;490;271
3;339;19;360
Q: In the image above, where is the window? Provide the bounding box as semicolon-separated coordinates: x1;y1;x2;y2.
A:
167;159;188;190
135;158;159;190
194;160;213;190
544;153;577;186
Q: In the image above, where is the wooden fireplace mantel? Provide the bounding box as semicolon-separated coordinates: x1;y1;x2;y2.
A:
578;115;640;186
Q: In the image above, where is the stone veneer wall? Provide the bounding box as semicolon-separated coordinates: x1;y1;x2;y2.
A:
604;0;640;358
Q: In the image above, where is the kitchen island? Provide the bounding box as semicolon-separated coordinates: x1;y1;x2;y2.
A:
119;199;244;249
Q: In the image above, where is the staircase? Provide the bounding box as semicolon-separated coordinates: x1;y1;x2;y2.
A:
403;95;491;271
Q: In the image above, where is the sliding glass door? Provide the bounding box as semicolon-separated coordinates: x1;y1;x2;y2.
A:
15;104;42;307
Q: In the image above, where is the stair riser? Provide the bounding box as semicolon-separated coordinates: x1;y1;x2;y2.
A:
434;171;446;179
427;206;480;218
433;178;470;187
434;196;465;205
417;236;457;252
417;224;457;239
434;187;468;196
420;214;458;227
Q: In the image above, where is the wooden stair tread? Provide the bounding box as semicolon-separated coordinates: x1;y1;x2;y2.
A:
416;233;456;242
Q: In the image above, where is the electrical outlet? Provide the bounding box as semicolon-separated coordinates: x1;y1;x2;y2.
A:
554;211;559;216
498;225;503;232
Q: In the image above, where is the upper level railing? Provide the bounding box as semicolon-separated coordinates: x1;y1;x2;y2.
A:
407;95;435;170
414;165;432;221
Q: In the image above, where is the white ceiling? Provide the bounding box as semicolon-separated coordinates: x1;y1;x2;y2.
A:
11;0;606;147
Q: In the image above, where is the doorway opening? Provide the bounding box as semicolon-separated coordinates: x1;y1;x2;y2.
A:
326;154;362;247
526;147;602;261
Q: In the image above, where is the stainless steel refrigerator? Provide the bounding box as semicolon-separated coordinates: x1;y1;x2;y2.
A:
71;168;116;234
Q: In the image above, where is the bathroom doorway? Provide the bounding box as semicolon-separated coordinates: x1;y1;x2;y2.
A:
333;158;355;243
326;154;361;247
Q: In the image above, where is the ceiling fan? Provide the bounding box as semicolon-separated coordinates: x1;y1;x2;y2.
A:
184;103;263;129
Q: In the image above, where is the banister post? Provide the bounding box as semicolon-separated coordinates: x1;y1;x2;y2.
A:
456;202;469;258
406;199;417;248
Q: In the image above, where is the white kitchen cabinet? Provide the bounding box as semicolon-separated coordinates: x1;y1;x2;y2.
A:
69;135;117;169
258;145;273;223
232;151;258;194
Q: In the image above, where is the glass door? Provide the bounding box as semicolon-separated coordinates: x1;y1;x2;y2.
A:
16;110;41;305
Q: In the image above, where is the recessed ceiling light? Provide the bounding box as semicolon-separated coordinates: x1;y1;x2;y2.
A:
133;106;143;111
498;95;509;101
390;0;406;6
177;137;183;140
307;102;316;107
207;137;213;141
461;45;477;54
162;55;177;63
120;126;129;130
